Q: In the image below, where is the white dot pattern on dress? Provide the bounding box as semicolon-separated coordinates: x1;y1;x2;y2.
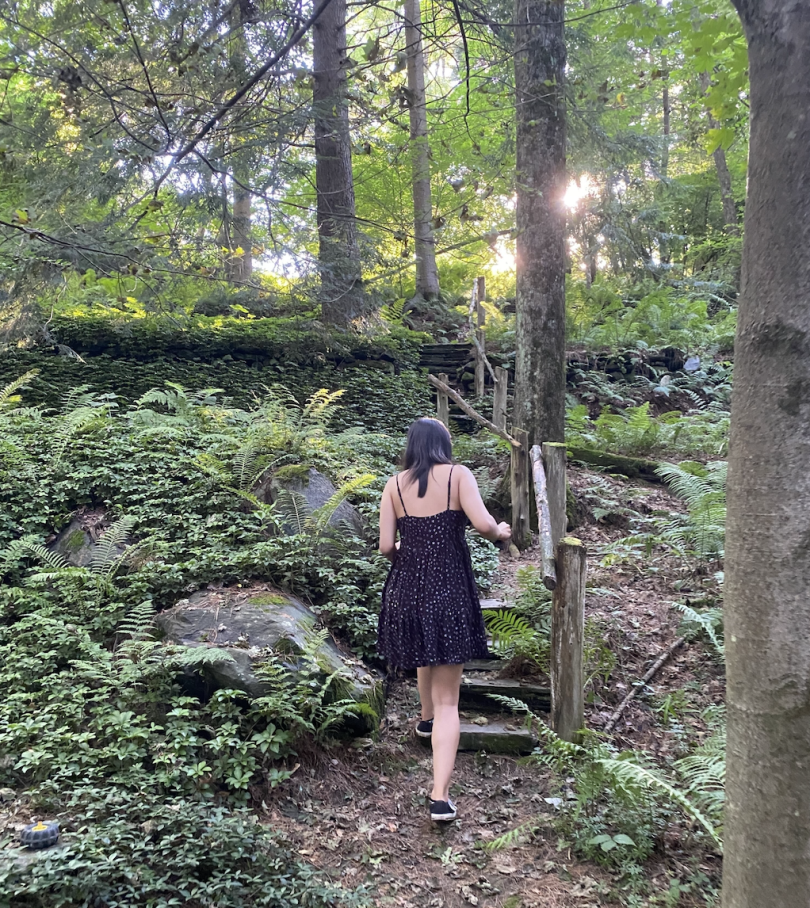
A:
377;467;489;669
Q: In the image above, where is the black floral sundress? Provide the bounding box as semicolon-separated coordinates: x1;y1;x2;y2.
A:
377;467;489;669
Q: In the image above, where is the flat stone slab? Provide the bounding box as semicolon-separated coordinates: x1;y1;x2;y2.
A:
458;721;538;754
459;677;550;713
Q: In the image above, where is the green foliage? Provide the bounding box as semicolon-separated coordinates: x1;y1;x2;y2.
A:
0;787;365;908
655;461;727;560
489;698;725;872
0;349;431;434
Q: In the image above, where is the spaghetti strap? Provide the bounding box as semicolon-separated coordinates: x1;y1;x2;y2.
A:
395;474;409;517
447;466;454;510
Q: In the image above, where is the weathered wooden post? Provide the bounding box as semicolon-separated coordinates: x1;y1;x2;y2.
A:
437;372;449;427
542;441;567;547
493;366;508;432
510;427;531;549
551;537;586;744
474;277;487;397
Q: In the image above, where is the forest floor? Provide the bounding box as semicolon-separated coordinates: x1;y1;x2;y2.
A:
259;468;725;908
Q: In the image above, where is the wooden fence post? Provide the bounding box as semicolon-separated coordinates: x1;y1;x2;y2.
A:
474;277;487;397
476;275;486;309
510;427;531;549
542;441;567;547
437;372;449;427
493;366;508;432
551;537;586;744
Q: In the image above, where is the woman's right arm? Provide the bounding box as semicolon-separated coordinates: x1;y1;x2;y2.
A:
458;466;511;543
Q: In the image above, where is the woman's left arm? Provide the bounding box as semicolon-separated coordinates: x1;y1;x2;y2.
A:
379;478;399;560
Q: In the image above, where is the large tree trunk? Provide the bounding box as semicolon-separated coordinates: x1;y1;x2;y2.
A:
699;71;739;236
313;0;362;325
403;0;440;300
722;3;810;906
513;0;566;445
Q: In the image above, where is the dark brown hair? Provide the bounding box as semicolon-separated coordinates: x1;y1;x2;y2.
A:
402;418;453;497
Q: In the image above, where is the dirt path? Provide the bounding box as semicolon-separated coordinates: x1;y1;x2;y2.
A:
261;468;725;907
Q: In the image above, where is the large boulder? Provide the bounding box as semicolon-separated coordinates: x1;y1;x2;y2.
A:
156;585;382;732
254;467;364;535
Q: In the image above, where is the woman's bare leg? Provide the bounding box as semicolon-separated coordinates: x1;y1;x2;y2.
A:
416;666;434;721
430;664;464;802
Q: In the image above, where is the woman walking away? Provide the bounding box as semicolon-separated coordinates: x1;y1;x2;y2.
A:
377;418;512;822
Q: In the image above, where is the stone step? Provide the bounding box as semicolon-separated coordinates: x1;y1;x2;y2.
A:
458;720;538;754
459;676;550;713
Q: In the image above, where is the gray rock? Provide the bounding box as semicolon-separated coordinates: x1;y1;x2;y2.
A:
47;514;128;568
254;468;364;535
156;587;382;732
0;787;15;802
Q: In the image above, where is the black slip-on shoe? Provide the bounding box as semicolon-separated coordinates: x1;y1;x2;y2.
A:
415;718;434;738
429;799;457;822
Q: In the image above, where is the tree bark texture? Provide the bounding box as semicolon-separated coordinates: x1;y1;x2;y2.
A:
313;0;362;324
722;3;810;906
513;0;566;446
403;0;440;300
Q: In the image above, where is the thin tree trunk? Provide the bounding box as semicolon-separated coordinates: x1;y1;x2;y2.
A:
722;2;810;905
226;0;253;283
403;0;440;300
700;71;739;236
513;0;566;445
313;0;362;324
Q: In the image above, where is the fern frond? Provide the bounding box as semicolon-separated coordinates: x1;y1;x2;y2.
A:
0;370;39;411
1;536;70;574
89;517;135;575
484;609;536;651
272;489;311;535
676;603;725;656
116;599;156;644
309;473;374;534
597;758;723;852
483;819;540;852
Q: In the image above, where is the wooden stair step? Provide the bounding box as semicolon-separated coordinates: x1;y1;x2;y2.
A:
463;658;504;672
479;598;513;610
459;676;550;713
458;720;538;754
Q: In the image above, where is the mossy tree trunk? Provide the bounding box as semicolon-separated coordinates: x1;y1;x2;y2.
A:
512;0;566;446
722;2;810;905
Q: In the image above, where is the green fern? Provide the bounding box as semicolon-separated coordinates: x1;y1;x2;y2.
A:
309;474;374;535
677;602;724;656
656;460;726;560
483;819;540;852
596;758;723;852
89;517;135;576
484;609;535;650
0;370;39;412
